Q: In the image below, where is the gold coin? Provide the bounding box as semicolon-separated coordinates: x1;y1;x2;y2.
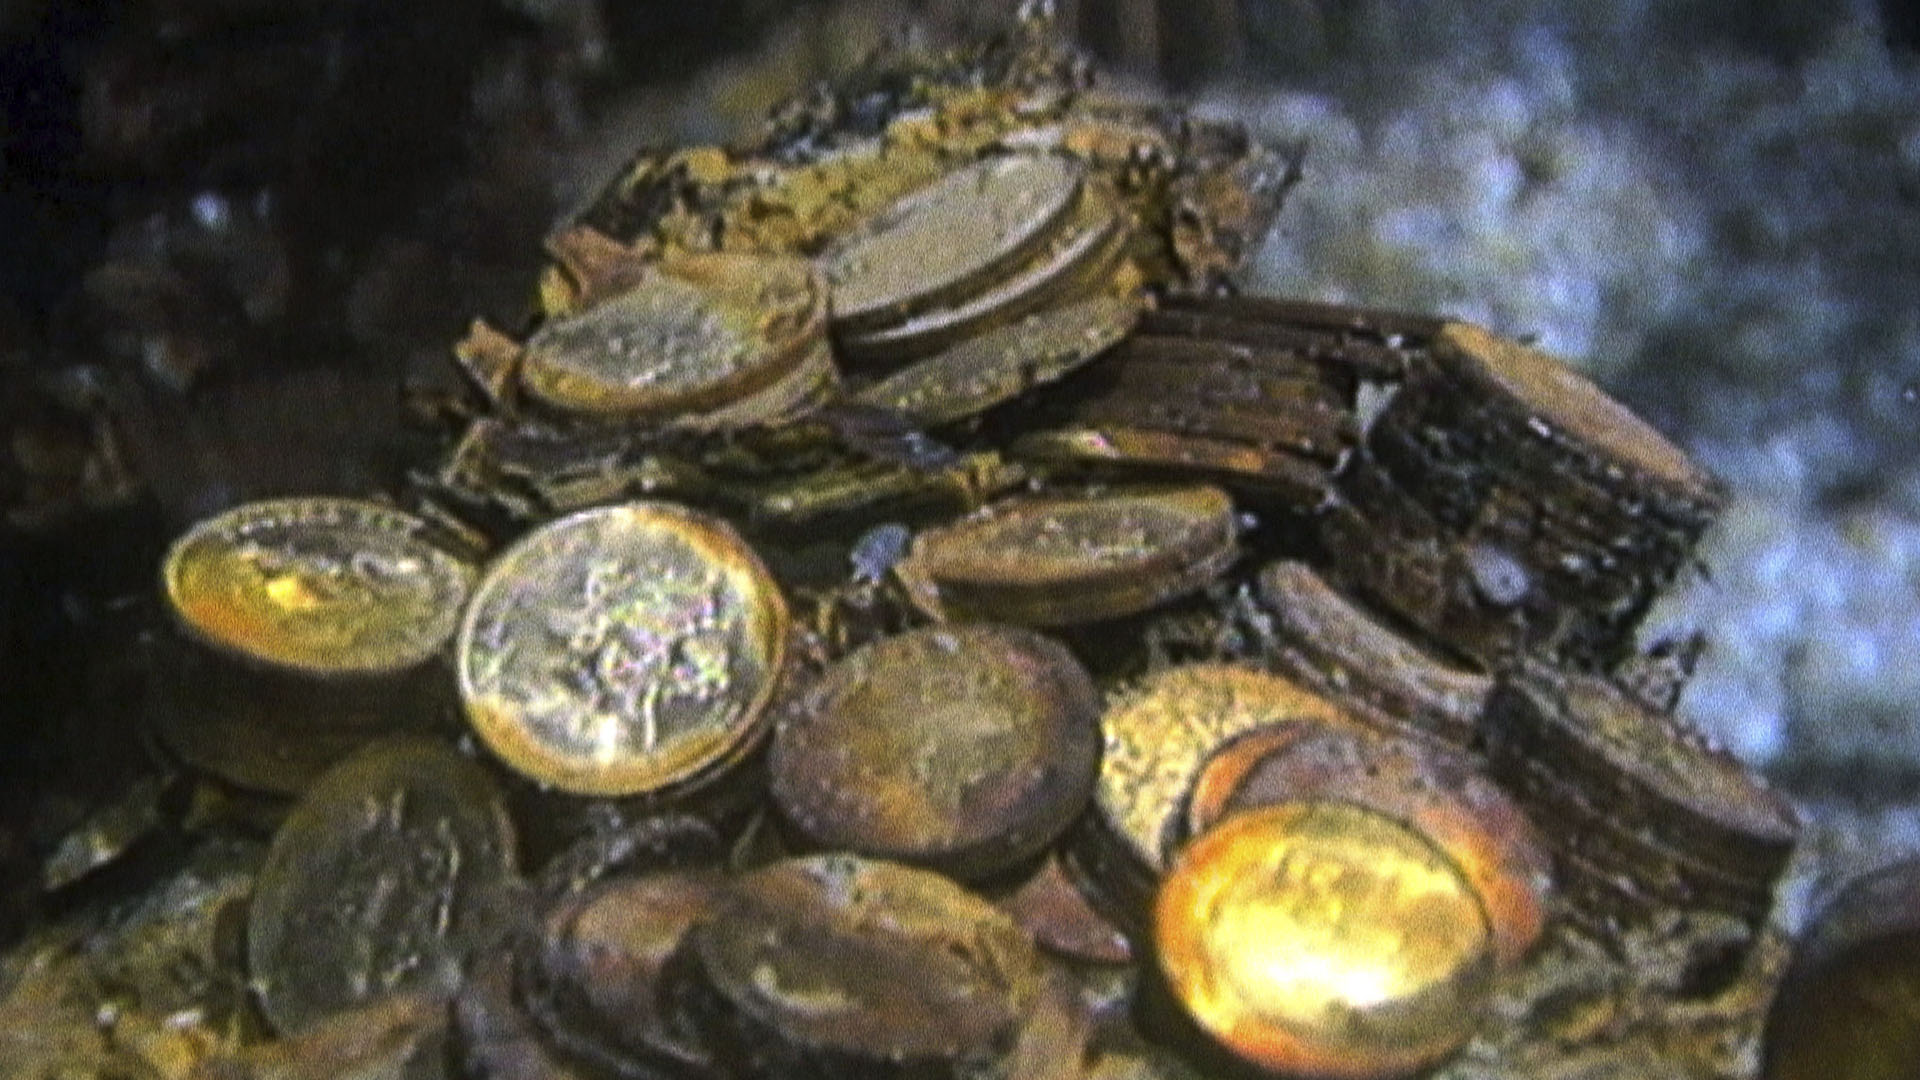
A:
518;252;825;421
898;485;1238;626
822;153;1084;330
247;737;518;1036
162;497;477;677
1154;802;1494;1079
851;295;1139;427
1094;664;1356;878
456;501;788;797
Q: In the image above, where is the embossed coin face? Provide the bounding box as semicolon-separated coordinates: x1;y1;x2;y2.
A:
457;501;788;797
822;153;1083;329
518;253;824;421
247;738;518;1036
1095;664;1357;877
163;497;477;677
769;623;1101;880
1154;802;1494;1080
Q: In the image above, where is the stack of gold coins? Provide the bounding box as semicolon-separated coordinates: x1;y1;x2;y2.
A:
1482;661;1800;933
455;242;835;432
1012;295;1438;510
820;152;1139;365
153;496;478;794
1323;321;1730;669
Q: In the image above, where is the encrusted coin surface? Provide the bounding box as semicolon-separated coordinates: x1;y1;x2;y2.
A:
247;737;518;1036
518;252;824;421
769;623;1101;880
163;497;476;676
1154;802;1494;1079
822;153;1084;331
679;854;1044;1078
1094;664;1357;878
457;501;789;797
899;485;1239;626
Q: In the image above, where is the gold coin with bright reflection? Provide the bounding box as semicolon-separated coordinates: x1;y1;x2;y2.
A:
456;501;788;797
1154;801;1494;1080
162;497;476;676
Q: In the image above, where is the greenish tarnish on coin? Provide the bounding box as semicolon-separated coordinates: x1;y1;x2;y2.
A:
822;153;1083;329
456;501;789;797
162;497;477;677
247;737;518;1036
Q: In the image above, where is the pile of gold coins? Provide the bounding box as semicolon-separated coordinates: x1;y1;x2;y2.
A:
10;14;1832;1080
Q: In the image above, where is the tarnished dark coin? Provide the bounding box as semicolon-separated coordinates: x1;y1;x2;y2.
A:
1000;854;1134;966
769;623;1101;880
453;948;592;1080
676;854;1044;1079
1249;559;1491;749
1190;725;1552;971
1763;855;1920;1080
201;991;451;1080
897;485;1238;626
1009;426;1332;506
1153;802;1495;1080
850;295;1139;427
515;252;827;424
822;153;1085;332
247;737;518;1036
456;501;788;798
163;497;476;677
522;869;723;1077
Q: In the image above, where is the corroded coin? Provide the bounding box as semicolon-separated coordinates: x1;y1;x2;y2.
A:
162;496;477;677
822;153;1084;331
1154;802;1494;1079
769;623;1101;880
897;485;1239;626
1001;854;1134;966
457;501;789;798
517;252;825;422
523;869;722;1077
677;854;1045;1079
247;737;518;1036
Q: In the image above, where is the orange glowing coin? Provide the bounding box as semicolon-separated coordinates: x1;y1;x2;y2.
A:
1154;802;1494;1080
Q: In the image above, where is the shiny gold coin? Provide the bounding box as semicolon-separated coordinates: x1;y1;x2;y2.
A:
851;294;1139;427
456;501;788;797
769;623;1101;880
162;496;477;677
1095;664;1357;877
822;152;1084;331
1194;726;1552;970
518;252;825;421
898;485;1238;626
1154;802;1494;1080
835;181;1128;363
247;737;518;1036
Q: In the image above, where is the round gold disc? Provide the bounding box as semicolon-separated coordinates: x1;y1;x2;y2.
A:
456;501;788;797
1154;801;1494;1079
518;253;823;421
162;497;477;677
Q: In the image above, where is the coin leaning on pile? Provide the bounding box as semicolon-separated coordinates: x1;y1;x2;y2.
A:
126;15;1805;1080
